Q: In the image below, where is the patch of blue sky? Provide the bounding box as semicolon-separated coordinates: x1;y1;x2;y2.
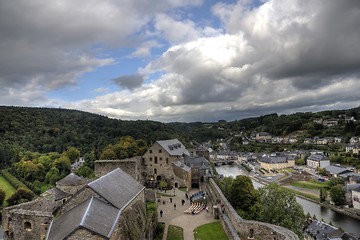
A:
47;49;148;101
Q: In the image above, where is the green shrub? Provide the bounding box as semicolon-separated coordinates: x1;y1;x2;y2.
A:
0;169;32;192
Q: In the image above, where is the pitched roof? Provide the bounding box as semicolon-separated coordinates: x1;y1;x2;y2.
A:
56;173;88;186
325;165;351;175
46;197;120;240
157;139;189;156
259;155;290;164
45;187;71;201
307;154;329;162
88;168;144;210
184;155;209;169
173;160;191;172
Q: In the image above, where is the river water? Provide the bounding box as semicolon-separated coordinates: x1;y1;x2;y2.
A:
216;164;360;237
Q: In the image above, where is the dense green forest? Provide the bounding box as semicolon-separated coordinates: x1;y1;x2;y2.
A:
1;105;360;162
0;106;189;166
1;105;360;201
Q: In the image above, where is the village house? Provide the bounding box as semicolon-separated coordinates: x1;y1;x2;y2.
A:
350;137;360;144
352;187;360;211
306;154;330;169
323;119;339;127
255;132;272;142
304;219;358;240
258;154;295;172
334;136;342;143
324;165;352;178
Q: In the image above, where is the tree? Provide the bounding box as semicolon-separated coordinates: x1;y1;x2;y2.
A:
320;187;328;202
84;150;97;168
258;183;305;238
7;188;34;206
76;166;94;179
65;147;80;163
228;175;261;219
330;184;346;206
327;177;344;188
0;189;6;206
100;146;117;160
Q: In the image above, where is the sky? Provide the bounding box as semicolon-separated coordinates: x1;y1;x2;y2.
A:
1;0;360;123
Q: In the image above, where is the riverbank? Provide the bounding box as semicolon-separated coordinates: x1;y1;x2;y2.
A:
217;164;360;237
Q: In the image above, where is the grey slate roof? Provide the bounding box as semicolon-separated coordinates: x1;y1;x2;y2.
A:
45;187;71;201
184;155;209;169
56;172;88;186
88;167;144;210
157;139;190;156
259;156;290;164
46;197;120;240
325;165;351;175
304;220;337;238
307;154;329;162
173;160;191;172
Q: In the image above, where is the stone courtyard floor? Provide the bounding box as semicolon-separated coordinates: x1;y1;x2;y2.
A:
156;188;218;240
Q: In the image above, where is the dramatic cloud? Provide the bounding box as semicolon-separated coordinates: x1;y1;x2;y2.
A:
113;74;144;90
2;0;360;122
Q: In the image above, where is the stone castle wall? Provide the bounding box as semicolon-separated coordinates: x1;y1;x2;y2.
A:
94;157;141;181
205;179;299;240
2;196;54;240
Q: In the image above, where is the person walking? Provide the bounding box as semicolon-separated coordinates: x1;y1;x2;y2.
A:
181;199;185;205
160;210;163;217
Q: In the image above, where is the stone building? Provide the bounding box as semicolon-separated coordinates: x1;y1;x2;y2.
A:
94;156;142;181
2;172;88;240
141;139;212;189
46;168;146;240
258;154;295;171
2;168;147;240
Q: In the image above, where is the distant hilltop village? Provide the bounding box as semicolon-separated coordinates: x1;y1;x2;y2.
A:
2;138;300;240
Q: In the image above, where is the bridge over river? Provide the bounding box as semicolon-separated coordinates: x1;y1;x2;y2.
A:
213;159;235;166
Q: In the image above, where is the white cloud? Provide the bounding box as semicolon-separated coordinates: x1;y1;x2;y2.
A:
2;0;360;122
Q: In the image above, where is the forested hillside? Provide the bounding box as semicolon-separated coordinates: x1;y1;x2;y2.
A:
0;106;187;167
1;105;360;198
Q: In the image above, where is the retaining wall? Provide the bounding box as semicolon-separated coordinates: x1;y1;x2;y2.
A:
204;178;299;240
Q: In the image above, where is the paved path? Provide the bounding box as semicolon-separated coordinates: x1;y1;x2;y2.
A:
156;188;217;240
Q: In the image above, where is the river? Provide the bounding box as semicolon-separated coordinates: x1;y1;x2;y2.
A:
216;164;360;237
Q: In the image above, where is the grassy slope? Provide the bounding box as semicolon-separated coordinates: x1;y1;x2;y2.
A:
0;175;16;204
166;225;183;240
194;221;228;240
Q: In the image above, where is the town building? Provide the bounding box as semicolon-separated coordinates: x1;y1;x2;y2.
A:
304;219;358;240
325;165;352;178
352;186;360;210
306;154;330;169
258;154;295;171
255;132;272;142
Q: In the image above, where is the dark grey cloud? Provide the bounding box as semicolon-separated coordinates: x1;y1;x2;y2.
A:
113;74;144;90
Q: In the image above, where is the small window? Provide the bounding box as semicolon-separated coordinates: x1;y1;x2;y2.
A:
155;157;158;164
150;157;152;162
154;168;157;174
149;150;152;153
166;158;169;164
159;149;162;153
24;221;32;231
160;157;162;161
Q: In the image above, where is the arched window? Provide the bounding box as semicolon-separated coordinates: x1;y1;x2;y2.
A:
24;221;32;231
